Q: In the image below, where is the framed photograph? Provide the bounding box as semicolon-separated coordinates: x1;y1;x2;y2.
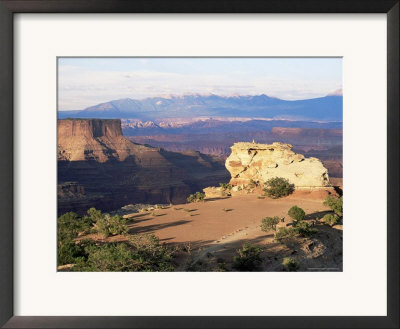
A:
1;1;398;328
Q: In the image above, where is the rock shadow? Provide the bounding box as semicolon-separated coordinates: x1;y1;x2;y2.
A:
304;210;332;220
205;196;231;202
128;219;192;234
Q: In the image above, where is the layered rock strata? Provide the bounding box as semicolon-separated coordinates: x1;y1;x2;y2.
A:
58;119;229;214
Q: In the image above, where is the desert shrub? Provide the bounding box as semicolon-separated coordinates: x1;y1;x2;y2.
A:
57;210;99;266
232;243;263;271
322;213;340;226
292;220;318;237
58;212;79;241
274;221;317;243
263;177;294;199
128;234;175;271
58;211;93;240
94;214;128;237
186;260;204;272
261;216;281;232
214;263;227;272
187;191;205;203
86;207;103;222
274;227;295;242
219;183;232;190
323;196;343;216
249;179;259;188
219;183;232;196
288;206;306;222
58;208;116;241
57;238;97;267
74;243;136;272
57;208;130;268
107;215;128;235
57;238;84;266
74;234;175;272
282;257;299;271
58;208;121;239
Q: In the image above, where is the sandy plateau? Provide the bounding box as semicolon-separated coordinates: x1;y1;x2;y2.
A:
81;190;342;272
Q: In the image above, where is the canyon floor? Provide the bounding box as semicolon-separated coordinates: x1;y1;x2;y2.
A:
82;191;343;272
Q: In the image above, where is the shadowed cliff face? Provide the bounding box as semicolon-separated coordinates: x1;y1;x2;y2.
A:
57;119;229;215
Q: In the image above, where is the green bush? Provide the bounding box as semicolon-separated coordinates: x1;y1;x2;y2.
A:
232;243;263;271
57;210;100;266
292;220;318;237
282;257;299;271
94;214;129;237
261;216;281;232
263;177;294;199
74;243;136;272
187;191;205;203
274;221;317;243
288;206;306;222
322;213;340;226
58;208;115;242
219;183;232;190
58;211;93;241
57;238;97;267
58;238;84;266
219;183;232;196
74;234;175;272
323;196;343;216
274;227;296;242
128;234;175;271
86;207;103;222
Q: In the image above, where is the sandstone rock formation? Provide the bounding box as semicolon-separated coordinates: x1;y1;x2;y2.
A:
58;119;229;214
203;186;232;198
58;119;150;162
225;142;330;189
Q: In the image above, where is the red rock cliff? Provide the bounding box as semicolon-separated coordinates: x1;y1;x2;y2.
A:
57;119;229;213
58;119;150;162
58;119;123;139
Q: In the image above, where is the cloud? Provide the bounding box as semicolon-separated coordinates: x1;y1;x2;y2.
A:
327;88;343;96
58;66;342;110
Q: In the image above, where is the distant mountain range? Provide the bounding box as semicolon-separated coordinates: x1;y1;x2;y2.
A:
58;94;343;122
121;118;342;137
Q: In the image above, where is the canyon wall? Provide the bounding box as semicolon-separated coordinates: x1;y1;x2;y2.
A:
59;118;123;139
58;119;229;214
126;123;343;178
58;119;144;162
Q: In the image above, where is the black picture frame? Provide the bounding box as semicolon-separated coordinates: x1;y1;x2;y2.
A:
0;1;398;328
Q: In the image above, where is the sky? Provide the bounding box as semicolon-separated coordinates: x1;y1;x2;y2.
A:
58;57;342;111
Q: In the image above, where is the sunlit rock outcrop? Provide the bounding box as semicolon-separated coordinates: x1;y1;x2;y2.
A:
225;142;330;189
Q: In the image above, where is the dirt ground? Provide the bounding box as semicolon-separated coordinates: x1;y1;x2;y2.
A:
84;190;342;272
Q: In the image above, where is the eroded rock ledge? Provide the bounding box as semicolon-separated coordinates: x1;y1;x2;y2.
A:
58;119;152;162
225;142;330;189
